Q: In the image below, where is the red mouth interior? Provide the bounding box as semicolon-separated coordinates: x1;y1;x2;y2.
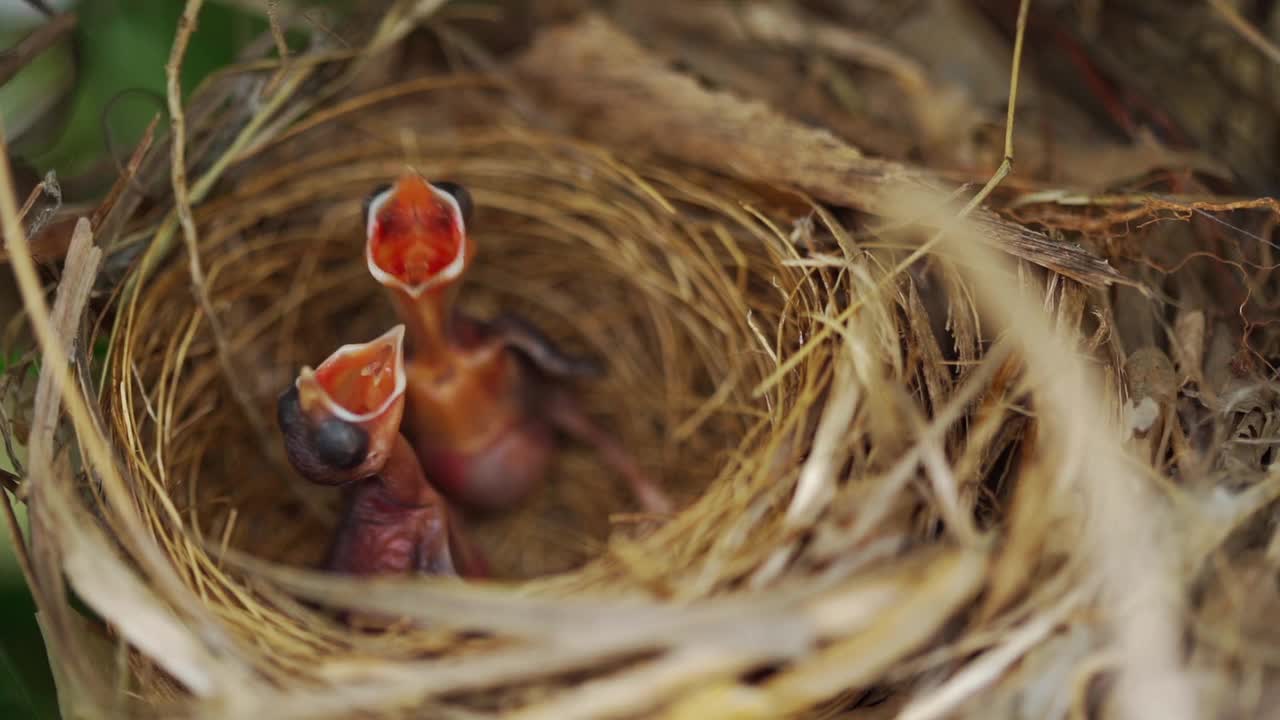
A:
314;341;399;417
369;177;463;287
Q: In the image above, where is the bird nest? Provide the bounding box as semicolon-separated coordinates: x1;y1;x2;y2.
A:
7;4;1278;720
104;83;947;715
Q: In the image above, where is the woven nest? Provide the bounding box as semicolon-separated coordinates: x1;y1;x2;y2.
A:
13;4;1280;720
84;92;1023;714
122;123;767;584
106;82;904;714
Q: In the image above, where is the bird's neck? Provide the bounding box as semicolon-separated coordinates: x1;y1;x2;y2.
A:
376;433;439;507
392;285;458;362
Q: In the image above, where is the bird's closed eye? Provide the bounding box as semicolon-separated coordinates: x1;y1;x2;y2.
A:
314;418;369;470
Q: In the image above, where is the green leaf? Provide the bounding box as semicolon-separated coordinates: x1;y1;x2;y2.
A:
0;350;39;381
29;0;268;186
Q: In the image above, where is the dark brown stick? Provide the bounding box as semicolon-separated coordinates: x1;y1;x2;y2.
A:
0;12;77;87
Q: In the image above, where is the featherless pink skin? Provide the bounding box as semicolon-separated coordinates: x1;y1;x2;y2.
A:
276;326;489;579
364;173;673;515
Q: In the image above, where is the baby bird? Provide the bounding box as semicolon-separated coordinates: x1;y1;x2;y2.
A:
277;325;487;577
363;172;671;514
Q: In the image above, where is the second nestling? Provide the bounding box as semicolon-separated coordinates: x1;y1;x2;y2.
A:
277;325;488;578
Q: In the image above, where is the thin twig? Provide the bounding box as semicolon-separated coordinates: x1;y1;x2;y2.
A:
0;11;77;87
165;0;272;444
125;60;311;292
94;114;161;231
267;0;291;60
1207;0;1280;66
21;0;56;17
261;0;292;97
16;181;44;225
2;172;61;263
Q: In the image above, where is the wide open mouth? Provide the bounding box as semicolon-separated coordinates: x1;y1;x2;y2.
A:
365;173;467;297
297;325;406;423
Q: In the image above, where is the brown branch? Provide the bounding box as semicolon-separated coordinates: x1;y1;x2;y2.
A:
1208;0;1280;66
16;180;44;225
166;0;273;445
21;0;56;17
92;114;160;231
0;12;77;87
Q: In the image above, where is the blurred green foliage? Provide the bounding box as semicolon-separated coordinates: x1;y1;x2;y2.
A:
0;351;38;379
7;0;355;189
0;585;57;720
30;0;269;179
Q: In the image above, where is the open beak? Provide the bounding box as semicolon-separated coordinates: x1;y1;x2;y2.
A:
296;325;407;467
365;172;469;298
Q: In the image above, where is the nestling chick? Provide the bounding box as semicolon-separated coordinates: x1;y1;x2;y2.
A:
277;325;487;577
363;173;671;514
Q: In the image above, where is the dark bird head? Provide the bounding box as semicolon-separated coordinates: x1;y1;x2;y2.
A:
277;325;406;485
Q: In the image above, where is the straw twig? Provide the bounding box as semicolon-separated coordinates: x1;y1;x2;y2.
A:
1207;0;1280;66
165;0;273;445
